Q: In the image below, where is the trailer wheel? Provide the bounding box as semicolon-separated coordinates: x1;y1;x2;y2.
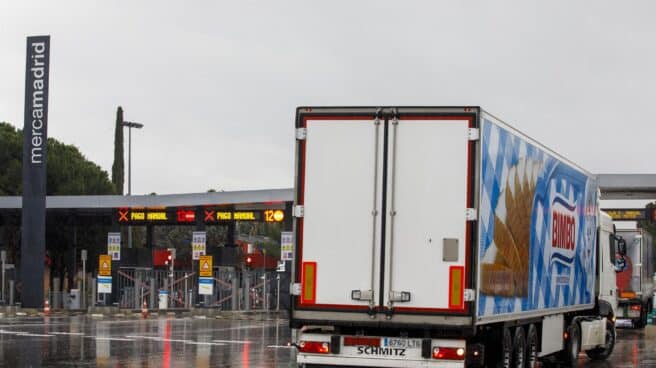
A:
563;321;581;366
494;327;513;368
511;326;526;368
526;324;539;368
633;304;646;329
585;319;615;361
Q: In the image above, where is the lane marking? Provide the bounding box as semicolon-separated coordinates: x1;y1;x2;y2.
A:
211;339;251;344
124;335;225;346
15;333;54;337
50;332;85;336
89;336;136;342
267;345;293;349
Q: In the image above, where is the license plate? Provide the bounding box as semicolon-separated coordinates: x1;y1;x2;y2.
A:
342;337;423;360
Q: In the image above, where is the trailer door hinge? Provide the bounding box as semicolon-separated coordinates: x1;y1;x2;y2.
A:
291;283;301;296
464;289;476;302
296;128;307;140
293;205;305;218
466;208;477;221
468;128;480;141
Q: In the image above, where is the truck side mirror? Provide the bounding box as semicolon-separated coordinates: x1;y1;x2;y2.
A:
617;237;627;256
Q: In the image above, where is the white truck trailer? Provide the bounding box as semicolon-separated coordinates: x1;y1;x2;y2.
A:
615;228;654;328
290;107;618;367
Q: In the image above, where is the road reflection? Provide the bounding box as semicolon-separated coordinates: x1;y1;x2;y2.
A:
7;316;651;367
578;325;656;368
0;315;293;367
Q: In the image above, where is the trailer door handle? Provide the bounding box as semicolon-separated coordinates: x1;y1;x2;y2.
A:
389;291;411;303
351;290;374;302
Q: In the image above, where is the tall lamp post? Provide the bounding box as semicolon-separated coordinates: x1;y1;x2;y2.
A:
122;120;143;248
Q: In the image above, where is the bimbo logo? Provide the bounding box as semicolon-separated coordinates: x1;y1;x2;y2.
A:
550;194;578;266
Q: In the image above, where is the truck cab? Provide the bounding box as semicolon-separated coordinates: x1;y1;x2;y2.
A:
615;228;655;327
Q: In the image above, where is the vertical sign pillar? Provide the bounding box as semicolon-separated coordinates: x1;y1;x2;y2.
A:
20;35;51;308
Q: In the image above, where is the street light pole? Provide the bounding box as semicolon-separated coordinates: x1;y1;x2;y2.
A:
121;120;144;249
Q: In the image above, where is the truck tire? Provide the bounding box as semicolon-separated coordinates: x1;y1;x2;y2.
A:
585;320;616;361
526;324;539;368
494;327;513;368
512;326;526;368
634;304;646;329
562;321;581;367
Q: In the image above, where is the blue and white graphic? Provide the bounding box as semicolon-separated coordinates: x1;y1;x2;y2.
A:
478;118;597;318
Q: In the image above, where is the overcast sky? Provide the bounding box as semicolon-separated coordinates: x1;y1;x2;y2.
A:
1;1;655;197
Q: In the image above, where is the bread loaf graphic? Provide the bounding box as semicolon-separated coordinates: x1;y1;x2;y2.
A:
481;158;539;297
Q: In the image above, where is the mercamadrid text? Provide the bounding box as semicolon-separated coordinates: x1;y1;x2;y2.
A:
29;42;47;164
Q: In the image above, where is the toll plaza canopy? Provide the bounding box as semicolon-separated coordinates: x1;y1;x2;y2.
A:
0;188;293;264
0;188;295;308
0;187;294;258
0;188;293;211
0;188;294;286
598;174;656;200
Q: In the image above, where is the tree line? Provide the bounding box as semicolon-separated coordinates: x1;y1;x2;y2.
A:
0;121;115;195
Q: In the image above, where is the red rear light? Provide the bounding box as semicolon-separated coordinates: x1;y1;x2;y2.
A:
343;337;380;347
630;305;641;311
432;346;465;360
299;341;330;354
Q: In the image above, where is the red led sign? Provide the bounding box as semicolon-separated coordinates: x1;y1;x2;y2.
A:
177;210;195;223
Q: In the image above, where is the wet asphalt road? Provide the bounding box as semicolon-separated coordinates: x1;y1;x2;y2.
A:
0;316;653;367
0;315;295;367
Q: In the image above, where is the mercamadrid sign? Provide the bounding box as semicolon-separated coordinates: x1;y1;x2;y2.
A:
21;35;50;308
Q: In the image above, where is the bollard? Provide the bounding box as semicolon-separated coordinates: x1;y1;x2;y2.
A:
91;277;96;308
184;273;188;308
1;250;5;303
9;280;14;306
163;278;169;309
149;278;156;309
244;270;250;311
263;271;267;311
276;274;281;312
134;273;141;310
53;277;61;309
77;280;82;307
231;269;238;311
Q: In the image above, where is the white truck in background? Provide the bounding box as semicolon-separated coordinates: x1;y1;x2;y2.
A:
289;107;619;367
615;228;654;328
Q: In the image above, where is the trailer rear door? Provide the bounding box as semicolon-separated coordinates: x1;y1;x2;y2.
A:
298;116;382;310
382;117;472;312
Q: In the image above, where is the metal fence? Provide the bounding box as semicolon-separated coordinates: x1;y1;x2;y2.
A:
113;267;280;311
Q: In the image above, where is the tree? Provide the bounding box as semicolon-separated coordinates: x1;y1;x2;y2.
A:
111;106;124;195
0;122;23;195
0;122;115;195
0;121;116;271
